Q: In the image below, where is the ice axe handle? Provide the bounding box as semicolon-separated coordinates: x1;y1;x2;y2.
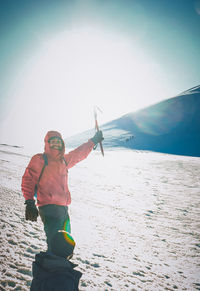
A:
95;119;104;156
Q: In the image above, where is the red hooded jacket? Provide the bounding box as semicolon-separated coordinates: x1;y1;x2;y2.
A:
21;131;94;207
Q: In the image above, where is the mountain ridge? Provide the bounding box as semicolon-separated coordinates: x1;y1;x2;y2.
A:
66;85;200;157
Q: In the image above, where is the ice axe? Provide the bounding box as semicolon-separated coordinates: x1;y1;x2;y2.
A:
94;106;104;157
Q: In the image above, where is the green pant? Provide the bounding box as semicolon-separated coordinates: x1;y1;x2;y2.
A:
39;204;71;252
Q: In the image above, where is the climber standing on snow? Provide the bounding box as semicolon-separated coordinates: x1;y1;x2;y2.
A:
21;130;103;252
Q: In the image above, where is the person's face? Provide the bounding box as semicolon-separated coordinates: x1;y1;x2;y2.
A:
49;137;63;150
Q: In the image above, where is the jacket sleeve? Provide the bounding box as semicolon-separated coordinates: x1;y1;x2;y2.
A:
21;154;44;201
65;140;95;169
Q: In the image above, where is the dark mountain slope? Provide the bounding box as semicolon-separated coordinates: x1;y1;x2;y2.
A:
66;85;200;157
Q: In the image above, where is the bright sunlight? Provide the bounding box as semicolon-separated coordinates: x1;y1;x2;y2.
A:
5;26;166;146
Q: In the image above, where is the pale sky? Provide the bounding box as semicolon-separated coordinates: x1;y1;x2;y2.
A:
0;0;200;149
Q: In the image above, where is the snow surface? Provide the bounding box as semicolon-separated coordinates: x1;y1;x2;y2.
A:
0;145;200;290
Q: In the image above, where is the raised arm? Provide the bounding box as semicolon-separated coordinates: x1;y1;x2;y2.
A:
64;140;95;169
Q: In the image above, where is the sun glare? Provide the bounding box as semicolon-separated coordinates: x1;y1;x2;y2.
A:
9;26;166;145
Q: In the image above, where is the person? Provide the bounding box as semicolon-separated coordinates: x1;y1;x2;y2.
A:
21;130;103;251
30;231;82;291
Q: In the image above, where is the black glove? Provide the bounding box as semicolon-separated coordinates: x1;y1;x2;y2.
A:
91;130;104;145
25;199;38;222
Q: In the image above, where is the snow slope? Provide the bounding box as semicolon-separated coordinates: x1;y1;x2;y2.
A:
66;85;200;157
0;145;200;290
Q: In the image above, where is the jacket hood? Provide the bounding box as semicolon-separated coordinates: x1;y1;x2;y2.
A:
44;131;65;159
